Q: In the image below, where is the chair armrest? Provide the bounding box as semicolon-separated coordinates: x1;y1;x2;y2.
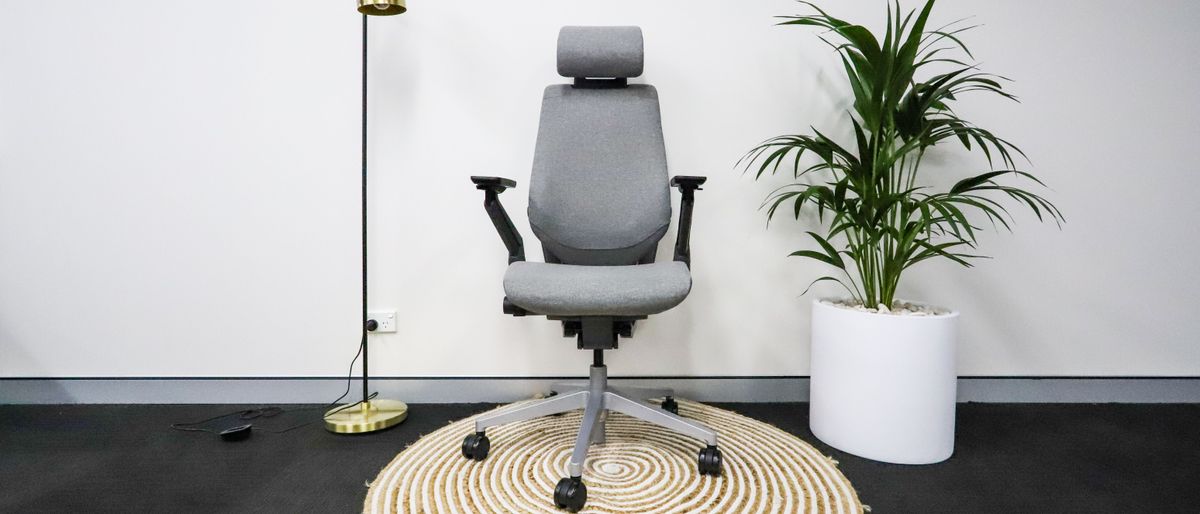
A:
470;176;525;263
471;176;517;192
670;175;707;191
670;176;707;266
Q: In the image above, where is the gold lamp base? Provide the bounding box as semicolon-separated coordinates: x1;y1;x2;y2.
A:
324;399;408;434
358;0;406;15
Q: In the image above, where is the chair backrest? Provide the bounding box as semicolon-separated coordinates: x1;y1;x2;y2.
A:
528;26;671;266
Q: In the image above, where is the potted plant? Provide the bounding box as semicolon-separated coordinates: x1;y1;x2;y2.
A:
741;0;1063;464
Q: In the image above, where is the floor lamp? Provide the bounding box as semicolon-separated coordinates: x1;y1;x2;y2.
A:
324;0;409;434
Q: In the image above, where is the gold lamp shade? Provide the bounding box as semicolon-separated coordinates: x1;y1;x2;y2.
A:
358;0;406;15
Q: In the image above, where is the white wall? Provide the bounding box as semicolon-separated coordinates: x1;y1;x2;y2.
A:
2;0;1198;380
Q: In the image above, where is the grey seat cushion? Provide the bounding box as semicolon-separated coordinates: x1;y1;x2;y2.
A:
504;261;691;316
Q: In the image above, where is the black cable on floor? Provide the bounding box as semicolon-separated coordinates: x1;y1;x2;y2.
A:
169;335;376;436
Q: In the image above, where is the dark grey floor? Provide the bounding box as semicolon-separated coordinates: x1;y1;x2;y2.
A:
2;403;1198;513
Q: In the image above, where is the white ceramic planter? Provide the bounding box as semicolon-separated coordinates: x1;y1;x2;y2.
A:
809;299;959;464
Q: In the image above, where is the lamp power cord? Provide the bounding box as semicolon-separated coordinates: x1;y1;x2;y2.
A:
169;334;377;437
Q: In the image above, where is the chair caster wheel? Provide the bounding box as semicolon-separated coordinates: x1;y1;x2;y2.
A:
553;476;587;512
661;396;679;415
698;445;723;476
461;432;490;461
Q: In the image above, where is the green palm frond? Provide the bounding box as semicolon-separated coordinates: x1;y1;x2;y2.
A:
746;0;1063;308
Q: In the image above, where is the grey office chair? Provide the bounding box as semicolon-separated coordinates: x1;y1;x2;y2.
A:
464;26;719;512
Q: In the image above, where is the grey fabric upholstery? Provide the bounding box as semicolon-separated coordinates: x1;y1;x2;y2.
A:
557;26;644;78
508;25;689;319
528;84;670;266
504;261;691;316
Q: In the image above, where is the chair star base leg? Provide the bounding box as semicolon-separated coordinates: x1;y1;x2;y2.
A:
464;364;720;478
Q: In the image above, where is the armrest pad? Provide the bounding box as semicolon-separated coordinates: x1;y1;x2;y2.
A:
670;175;707;190
471;176;517;192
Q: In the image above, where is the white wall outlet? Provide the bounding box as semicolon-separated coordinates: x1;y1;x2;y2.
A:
368;310;397;333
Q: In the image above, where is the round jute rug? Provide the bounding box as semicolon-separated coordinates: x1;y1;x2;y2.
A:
364;399;864;513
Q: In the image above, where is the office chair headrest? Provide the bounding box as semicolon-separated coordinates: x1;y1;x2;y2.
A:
557;26;644;79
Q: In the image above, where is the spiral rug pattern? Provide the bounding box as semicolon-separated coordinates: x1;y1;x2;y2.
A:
364;399;864;513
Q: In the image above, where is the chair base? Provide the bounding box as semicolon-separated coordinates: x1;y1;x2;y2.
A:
462;364;721;511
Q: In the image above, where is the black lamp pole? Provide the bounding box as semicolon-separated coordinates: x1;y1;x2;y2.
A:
360;13;371;405
325;3;409;433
